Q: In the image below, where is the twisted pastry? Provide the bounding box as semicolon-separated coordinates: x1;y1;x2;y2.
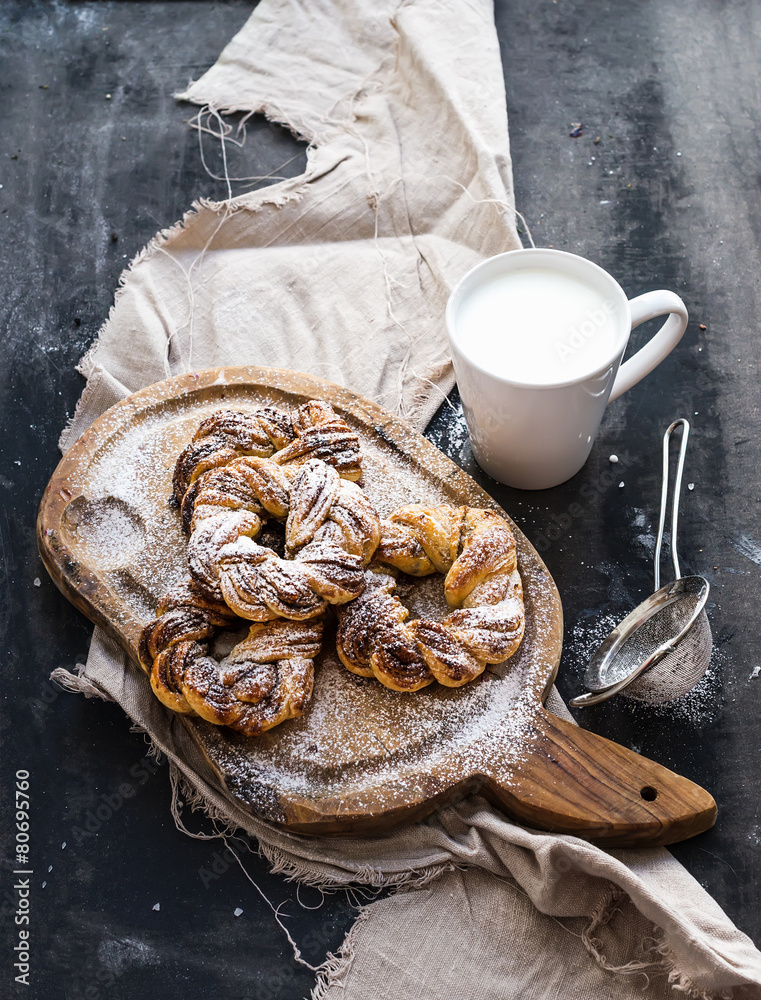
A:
138;578;322;735
336;504;525;691
138;400;377;735
187;458;381;619
138;577;237;714
174;400;362;525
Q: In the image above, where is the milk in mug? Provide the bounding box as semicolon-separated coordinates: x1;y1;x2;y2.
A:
454;266;621;385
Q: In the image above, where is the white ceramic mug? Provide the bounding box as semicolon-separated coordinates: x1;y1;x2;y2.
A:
446;248;688;490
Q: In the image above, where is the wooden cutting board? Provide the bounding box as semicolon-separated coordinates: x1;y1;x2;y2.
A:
38;366;716;844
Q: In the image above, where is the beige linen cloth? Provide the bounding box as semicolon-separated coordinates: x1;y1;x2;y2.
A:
53;1;761;997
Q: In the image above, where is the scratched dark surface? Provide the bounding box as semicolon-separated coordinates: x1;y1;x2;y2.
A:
1;1;759;997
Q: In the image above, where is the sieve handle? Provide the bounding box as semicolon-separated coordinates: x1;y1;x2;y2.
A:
480;705;716;847
654;419;690;590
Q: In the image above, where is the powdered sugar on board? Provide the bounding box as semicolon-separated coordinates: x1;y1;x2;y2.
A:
50;374;561;823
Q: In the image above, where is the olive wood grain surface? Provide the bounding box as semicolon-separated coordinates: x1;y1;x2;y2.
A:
38;366;716;844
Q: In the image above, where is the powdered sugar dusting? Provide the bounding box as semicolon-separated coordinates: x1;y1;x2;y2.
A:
52;376;561;822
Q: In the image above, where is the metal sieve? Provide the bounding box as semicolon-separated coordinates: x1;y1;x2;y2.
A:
570;419;711;708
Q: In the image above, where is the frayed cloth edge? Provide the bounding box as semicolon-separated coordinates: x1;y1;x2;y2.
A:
58;362;129;454
310;907;371;1000
58;164;311;456
581;887;738;1000
58;371;99;453
659;937;736;1000
49;666;113;702
258;839;453;893
169;760;456;894
170;764;244;842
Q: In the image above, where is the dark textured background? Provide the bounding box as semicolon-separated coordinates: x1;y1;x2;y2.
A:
1;1;759;997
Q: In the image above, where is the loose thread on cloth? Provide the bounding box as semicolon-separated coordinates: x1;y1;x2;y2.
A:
403;371;459;416
161;730;460;968
129;723;166;764
157;107;236;374
167;742;337;971
152;100;320;379
295;882;330;912
432;173;536;248
166;763;384;976
372;170;538;417
188;106;304;187
228;847;323;973
169;766;230;841
164;760;448;970
581;888;658;976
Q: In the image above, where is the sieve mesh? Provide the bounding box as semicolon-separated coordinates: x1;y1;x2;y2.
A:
624;608;712;704
599;594;700;687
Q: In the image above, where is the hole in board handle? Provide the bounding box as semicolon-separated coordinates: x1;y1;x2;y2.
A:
640;786;658;802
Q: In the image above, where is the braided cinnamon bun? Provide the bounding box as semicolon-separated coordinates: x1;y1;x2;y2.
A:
138;579;322;736
336;504;525;691
173;399;362;518
139;400;378;735
186;458;381;618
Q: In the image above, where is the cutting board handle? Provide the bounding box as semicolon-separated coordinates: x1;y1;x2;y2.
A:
484;706;716;847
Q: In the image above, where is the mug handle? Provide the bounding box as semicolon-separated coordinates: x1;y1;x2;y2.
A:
608;290;689;402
